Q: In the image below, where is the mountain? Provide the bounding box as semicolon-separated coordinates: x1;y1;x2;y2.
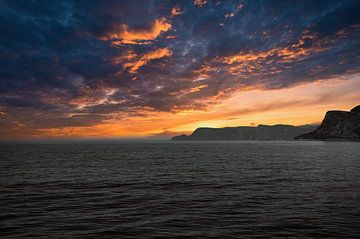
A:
295;105;360;140
171;124;317;141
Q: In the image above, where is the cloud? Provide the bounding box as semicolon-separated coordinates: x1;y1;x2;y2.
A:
171;6;183;16
189;84;208;93
194;0;207;7
225;3;244;18
118;48;173;73
101;18;172;45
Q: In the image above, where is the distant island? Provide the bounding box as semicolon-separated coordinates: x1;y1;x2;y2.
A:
295;105;360;141
171;124;317;141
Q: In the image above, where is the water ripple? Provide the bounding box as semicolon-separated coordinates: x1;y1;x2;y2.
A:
1;141;360;238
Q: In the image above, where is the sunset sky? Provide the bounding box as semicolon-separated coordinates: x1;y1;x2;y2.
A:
0;0;360;139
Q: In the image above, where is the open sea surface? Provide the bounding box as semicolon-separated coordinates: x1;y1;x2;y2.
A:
1;141;360;238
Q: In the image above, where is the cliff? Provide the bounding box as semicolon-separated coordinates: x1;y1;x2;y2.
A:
295;105;360;140
171;124;317;141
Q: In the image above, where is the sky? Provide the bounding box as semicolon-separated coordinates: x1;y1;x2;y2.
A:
0;0;360;139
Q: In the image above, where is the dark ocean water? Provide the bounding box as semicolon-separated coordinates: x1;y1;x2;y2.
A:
1;141;360;238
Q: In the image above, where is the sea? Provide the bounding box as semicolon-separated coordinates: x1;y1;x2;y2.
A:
1;141;360;238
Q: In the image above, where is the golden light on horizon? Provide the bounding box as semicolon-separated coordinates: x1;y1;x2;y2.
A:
29;74;360;139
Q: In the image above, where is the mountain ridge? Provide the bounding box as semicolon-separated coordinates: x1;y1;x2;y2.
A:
171;124;317;141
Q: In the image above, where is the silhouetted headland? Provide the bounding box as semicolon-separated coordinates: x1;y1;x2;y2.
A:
295;105;360;141
171;124;317;141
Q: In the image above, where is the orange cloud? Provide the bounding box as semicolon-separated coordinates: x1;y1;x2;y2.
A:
194;0;207;7
189;84;208;93
171;6;183;16
224;35;327;65
191;33;329;77
111;49;138;64
223;50;271;64
0;106;5;117
101;18;172;45
123;48;173;73
170;83;211;96
211;90;225;100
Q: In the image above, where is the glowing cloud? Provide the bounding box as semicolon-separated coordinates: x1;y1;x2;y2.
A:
171;6;183;16
224;35;327;65
191;33;330;78
123;48;173;73
112;49;138;64
101;18;172;45
190;84;208;93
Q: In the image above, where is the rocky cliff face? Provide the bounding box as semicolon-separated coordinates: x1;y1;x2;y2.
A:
171;124;317;141
295;105;360;140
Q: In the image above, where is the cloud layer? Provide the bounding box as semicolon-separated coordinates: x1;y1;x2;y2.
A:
0;0;360;138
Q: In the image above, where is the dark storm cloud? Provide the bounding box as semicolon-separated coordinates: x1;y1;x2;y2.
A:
0;0;360;133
